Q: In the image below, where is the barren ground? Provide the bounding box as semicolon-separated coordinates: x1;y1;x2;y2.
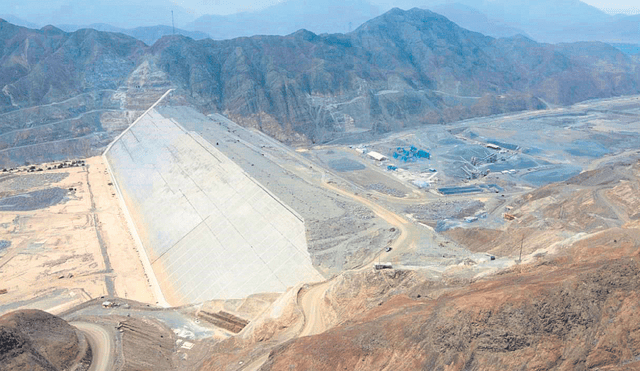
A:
3;95;640;371
0;157;154;315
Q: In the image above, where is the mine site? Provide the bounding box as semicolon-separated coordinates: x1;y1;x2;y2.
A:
2;2;640;370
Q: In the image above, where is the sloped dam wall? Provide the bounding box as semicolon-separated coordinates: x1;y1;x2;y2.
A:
104;108;322;306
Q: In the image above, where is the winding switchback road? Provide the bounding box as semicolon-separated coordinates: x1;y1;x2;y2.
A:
71;322;115;371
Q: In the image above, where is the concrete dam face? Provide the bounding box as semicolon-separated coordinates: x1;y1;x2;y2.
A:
104;108;322;306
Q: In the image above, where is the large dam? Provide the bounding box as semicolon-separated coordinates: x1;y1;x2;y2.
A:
104;105;323;306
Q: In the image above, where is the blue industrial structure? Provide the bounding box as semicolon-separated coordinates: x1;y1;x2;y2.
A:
392;146;430;162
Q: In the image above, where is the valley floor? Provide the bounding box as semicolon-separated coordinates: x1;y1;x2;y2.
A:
0;157;155;315
3;94;640;370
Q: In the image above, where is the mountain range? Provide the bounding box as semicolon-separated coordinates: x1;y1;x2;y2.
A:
1;7;640;164
4;0;640;46
382;0;640;43
56;24;209;46
146;8;640;142
186;0;381;40
181;0;640;44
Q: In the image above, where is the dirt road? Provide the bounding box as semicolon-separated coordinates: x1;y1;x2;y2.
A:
294;168;418;338
296;177;418;338
71;322;115;371
240;353;270;371
299;281;332;337
323;180;410;254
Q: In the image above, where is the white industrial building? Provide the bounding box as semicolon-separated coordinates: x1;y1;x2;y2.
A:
367;151;387;161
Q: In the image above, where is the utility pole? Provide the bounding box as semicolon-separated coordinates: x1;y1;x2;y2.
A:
172;11;175;35
519;234;524;263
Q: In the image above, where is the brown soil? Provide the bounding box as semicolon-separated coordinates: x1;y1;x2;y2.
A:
244;160;640;371
445;160;640;258
0;309;81;371
118;317;177;371
260;243;640;371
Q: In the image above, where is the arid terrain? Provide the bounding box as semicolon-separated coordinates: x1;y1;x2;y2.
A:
0;157;155;315
255;160;640;371
1;6;640;371
0;89;639;370
0;309;89;371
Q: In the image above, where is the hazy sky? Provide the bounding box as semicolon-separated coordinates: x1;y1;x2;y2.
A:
172;0;282;15
582;1;639;15
6;0;638;18
2;0;639;27
171;0;640;16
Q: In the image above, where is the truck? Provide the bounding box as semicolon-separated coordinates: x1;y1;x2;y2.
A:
374;263;393;270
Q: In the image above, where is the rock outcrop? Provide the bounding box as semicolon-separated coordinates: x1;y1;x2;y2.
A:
0;310;82;371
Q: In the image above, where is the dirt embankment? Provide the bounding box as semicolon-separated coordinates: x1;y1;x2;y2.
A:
445;160;640;258
195;159;640;371
255;160;640;371
0;309;82;371
260;243;640;370
118;317;177;371
195;268;424;371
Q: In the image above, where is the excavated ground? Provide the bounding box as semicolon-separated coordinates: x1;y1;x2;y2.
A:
261;243;640;370
195;158;640;371
3;97;640;371
0;157;155;315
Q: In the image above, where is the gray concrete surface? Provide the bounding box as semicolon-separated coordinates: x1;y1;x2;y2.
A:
157;107;399;276
104;108;323;305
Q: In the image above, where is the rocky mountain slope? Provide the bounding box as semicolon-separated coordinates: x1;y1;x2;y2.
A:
427;3;528;39
393;0;640;44
0;23;145;109
185;0;640;45
261;253;640;370
0;20;168;166
2;8;640;164
156;8;640;143
0;310;83;371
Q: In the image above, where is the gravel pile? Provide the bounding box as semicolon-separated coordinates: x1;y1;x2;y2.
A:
367;183;406;197
406;200;484;221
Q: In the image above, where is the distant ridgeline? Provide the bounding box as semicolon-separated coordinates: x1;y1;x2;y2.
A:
2;7;640;165
610;43;640;55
